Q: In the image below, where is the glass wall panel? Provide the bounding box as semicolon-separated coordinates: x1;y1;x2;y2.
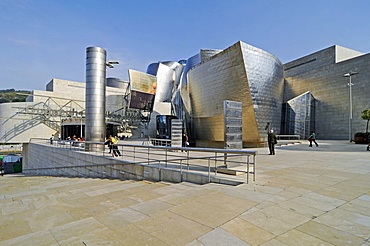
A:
283;91;315;139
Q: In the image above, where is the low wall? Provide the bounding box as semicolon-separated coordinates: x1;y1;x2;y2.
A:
23;143;241;185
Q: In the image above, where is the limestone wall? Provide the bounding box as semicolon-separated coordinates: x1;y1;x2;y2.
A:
284;51;370;139
22;143;230;185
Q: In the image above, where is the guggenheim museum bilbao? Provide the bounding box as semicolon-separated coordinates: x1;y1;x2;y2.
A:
1;41;369;148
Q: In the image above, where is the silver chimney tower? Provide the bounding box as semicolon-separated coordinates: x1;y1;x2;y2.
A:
85;47;107;150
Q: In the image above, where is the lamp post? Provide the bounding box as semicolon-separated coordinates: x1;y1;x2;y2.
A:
343;72;358;142
106;60;119;68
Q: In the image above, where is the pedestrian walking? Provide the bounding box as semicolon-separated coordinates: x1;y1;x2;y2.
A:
72;135;77;146
268;130;277;155
309;131;319;147
104;137;113;155
110;135;122;157
308;136;313;147
50;134;54;145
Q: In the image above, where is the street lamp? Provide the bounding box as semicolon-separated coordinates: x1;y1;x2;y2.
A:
343;71;358;142
106;60;119;68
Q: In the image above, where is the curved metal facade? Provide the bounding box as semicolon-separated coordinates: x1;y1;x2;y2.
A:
180;49;222;115
187;41;284;147
145;61;185;137
147;61;184;103
240;42;284;140
106;77;129;90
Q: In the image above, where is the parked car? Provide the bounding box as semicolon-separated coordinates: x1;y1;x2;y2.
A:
0;156;3;175
2;154;22;174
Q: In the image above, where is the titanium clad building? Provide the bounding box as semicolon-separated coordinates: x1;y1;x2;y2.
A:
180;49;222;116
2;42;370;146
187;41;284;147
147;61;185;103
146;61;185;137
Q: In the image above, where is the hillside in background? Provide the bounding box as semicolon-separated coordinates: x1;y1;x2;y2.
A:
0;89;31;103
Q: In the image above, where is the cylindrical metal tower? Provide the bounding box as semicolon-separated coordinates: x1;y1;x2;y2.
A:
85;47;107;150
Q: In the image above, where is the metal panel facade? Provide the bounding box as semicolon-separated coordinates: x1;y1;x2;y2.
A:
187;41;284;147
240;42;284;139
85;47;107;144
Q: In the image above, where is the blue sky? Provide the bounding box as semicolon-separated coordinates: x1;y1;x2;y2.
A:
1;0;370;91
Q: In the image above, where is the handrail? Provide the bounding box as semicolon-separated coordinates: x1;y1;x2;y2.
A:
276;135;301;140
28;138;257;184
29;138;257;155
0;144;23;150
146;137;172;147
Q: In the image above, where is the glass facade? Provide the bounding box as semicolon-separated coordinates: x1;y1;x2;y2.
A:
282;91;315;139
156;115;178;139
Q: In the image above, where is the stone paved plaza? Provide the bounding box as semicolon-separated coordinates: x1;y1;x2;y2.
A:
1;141;370;245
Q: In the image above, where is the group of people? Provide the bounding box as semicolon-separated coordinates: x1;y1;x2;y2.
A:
50;133;123;155
50;134;86;144
66;135;85;146
50;134;85;145
267;130;320;155
65;135;85;141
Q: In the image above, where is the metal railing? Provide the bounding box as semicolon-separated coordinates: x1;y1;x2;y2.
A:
276;135;301;140
0;144;23;152
29;138;257;184
147;137;172;146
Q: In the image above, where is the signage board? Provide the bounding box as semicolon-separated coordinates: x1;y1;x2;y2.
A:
224;100;242;149
129;90;155;111
128;69;157;94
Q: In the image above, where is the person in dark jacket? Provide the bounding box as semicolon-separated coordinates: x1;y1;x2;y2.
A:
182;133;189;147
104;137;113;155
268;130;277;155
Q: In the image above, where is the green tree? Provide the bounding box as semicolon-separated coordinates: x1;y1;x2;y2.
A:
362;109;370;133
0;89;30;104
0;89;15;93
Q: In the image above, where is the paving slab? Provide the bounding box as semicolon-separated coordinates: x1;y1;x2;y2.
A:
1;140;370;245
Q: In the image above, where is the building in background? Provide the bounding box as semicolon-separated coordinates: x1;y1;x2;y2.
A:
282;45;370;140
186;41;284;147
0;78;133;143
146;61;185;137
1;42;369;147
